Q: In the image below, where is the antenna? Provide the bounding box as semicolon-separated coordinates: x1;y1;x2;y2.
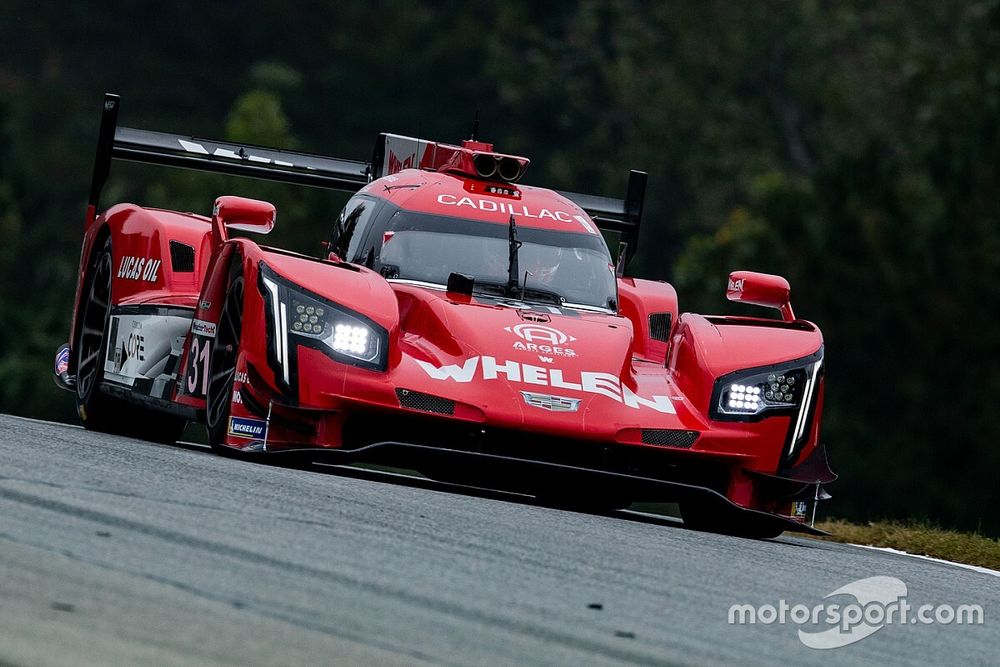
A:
470;110;480;142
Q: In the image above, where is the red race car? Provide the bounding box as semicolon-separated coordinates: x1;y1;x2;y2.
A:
55;94;834;538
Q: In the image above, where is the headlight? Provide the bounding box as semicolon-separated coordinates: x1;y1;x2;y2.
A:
287;292;382;364
718;368;807;416
711;349;824;461
259;263;388;389
711;351;823;421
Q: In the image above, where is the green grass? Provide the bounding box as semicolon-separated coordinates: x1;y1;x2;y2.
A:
814;519;1000;571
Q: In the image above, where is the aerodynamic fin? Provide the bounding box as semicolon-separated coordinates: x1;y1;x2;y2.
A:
88;93;371;214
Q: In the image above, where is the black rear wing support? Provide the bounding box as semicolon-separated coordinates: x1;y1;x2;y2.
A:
88;93;371;213
556;170;647;275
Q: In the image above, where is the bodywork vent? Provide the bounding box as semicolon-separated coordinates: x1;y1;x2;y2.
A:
396;389;455;415
641;429;698;448
649;313;671;342
170;241;195;272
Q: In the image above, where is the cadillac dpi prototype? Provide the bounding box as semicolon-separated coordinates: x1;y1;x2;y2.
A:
56;94;835;538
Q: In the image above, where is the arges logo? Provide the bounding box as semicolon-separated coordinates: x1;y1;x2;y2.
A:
507;324;574;344
505;323;577;358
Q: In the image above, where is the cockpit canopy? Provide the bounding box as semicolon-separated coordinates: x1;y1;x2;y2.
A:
329;196;618;311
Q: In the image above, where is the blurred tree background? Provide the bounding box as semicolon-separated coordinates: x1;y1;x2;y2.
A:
1;1;997;533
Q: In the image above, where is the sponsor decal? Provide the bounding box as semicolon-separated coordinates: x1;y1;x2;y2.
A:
414;355;675;413
117;256;161;282
55;346;70;376
126;332;145;362
232;388;243;405
505;323;577;358
192;319;217;338
538;356;554;363
388;150;417;173
228;416;267;440
436;193;575;222
199;300;212;310
234;371;249;385
179;139;295;168
728;277;745;293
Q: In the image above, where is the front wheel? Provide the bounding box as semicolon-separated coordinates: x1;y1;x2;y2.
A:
75;238;117;431
206;269;244;454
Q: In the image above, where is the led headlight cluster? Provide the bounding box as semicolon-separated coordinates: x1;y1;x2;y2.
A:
712;352;824;462
259;264;387;382
726;383;762;412
719;368;805;416
292;302;327;336
332;324;371;355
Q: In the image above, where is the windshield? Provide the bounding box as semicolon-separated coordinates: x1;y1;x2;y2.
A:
376;211;617;310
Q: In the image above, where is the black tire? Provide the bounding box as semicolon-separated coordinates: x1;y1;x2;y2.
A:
206;268;244;454
679;502;784;539
75;237;118;432
75;237;187;444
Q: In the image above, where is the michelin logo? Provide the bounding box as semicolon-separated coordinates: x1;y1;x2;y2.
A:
228;416;267;440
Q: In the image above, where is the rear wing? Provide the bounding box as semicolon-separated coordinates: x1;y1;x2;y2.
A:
88;93;370;215
555;174;646;275
371;132;647;274
90;95;647;273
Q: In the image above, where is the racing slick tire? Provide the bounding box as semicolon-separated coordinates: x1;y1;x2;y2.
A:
205;265;244;455
75;237;187;444
679;502;784;540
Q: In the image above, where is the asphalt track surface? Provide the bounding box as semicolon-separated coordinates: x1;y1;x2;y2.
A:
1;414;996;666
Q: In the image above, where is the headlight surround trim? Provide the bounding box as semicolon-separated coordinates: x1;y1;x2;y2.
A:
258;262;389;393
709;347;824;424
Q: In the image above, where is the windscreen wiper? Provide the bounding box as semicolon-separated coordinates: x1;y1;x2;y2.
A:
507;214;521;298
474;280;563;307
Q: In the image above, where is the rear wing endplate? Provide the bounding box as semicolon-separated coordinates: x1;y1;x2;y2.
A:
88;93;371;212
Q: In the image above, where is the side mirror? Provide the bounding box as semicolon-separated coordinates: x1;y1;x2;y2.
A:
211;195;276;247
726;270;795;321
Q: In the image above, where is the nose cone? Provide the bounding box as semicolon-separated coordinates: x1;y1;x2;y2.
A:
401;289;633;378
394;287;683;436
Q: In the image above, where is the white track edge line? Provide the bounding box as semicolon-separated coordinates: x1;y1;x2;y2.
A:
849;543;1000;578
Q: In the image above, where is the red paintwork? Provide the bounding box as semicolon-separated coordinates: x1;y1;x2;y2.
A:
67;158;827;517
212;195;276;243
727;270;795;321
358;169;599;234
